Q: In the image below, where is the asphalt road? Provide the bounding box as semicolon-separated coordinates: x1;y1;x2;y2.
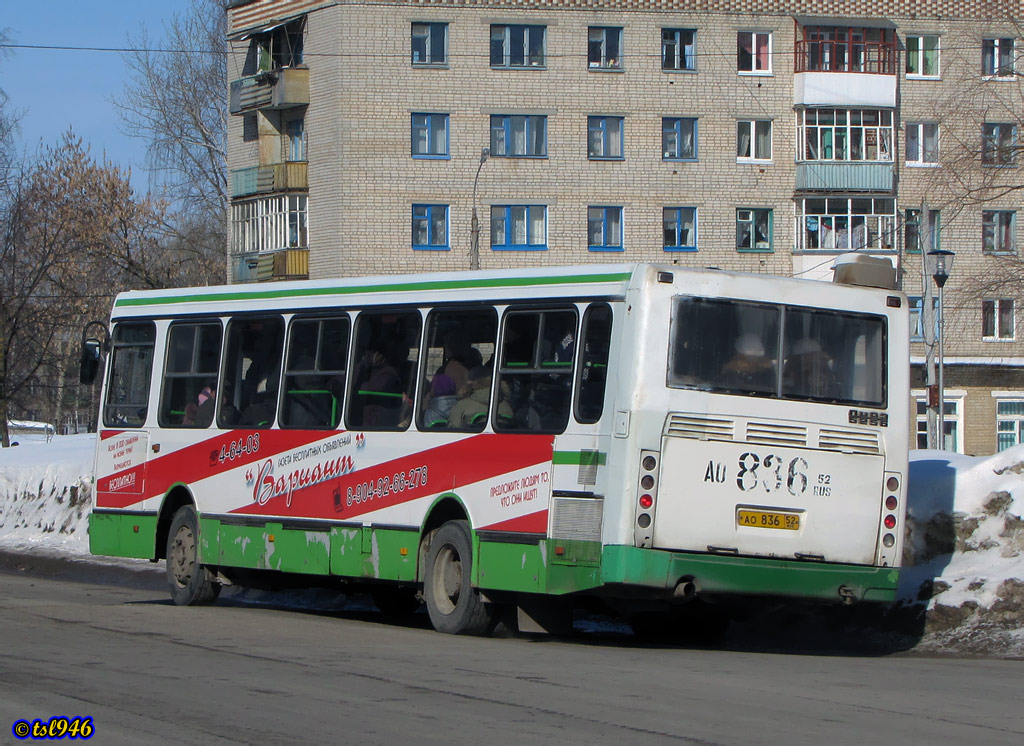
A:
0;558;1022;745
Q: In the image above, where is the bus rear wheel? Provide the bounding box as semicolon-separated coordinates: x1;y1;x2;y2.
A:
423;520;493;635
166;506;221;606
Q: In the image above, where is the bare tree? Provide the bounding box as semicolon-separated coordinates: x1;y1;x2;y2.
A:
115;0;228;264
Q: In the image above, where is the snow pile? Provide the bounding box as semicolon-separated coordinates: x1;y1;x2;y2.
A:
0;435;1021;652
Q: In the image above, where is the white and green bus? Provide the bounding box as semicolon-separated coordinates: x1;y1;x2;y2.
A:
85;263;908;634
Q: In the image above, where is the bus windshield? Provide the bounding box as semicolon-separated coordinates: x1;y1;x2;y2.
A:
668;296;886;406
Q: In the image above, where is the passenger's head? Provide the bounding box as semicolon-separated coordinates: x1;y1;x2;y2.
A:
735;333;765;357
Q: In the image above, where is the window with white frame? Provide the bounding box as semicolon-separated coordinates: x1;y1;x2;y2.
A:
588;27;623;69
411;22;447;66
490;114;546;157
797;109;893;162
738;31;771;73
412;204;449;250
491;205;547;250
737;119;772;161
983;298;1015;340
908;295;938;342
996;398;1024;451
490;24;546;68
906;34;940;77
905;122;938;165
588;116;624;159
983;210;1016;254
662;28;696;71
588;207;623;251
231;196;308;255
914;395;961;451
411;113;449;158
663;207;697;251
905;208;940;254
982;123;1016;165
797;198;895;251
983;38;1015;77
663;117;697;160
736;208;772;251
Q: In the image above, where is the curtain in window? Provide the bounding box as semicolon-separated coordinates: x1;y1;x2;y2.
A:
607;118;622;157
511;206;527;244
737;124;751;158
529;207;545;244
755;121;771;158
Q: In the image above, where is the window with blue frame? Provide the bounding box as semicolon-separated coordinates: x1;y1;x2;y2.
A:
412;204;449;250
490;115;546;157
411;113;449;158
662;117;697;160
588;27;623;69
491;205;547;250
588;116;624;159
588;207;623;252
908;295;938;342
490;24;546;68
663;207;697;251
412;22;447;66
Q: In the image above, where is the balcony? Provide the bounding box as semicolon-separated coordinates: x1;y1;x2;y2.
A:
229;67;309;115
231;162;308;198
794;25;897;107
232;248;309;283
795;162;894;193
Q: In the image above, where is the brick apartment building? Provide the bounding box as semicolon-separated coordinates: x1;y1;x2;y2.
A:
224;0;1023;455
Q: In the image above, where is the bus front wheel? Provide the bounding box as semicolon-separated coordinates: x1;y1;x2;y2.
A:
423;520;493;635
166;506;221;606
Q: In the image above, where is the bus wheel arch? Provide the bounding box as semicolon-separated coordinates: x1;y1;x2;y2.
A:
155;484;196;561
417;494;470;581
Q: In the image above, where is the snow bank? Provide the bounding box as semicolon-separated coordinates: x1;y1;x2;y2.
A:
0;434;1021;652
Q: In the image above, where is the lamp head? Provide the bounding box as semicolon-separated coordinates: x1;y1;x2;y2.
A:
927;249;955;289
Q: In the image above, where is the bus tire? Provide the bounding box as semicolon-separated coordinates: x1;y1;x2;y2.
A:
166;506;220;606
423;520;493;635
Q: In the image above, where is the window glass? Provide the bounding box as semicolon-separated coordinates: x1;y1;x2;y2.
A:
738;31;771;73
159;322;223;428
588;116;624;159
281;316;349;429
588;207;623;252
664;207;697;251
347;312;421;430
412;22;447;65
662;28;696;71
576;304;612;423
218;317;284;429
906;35;940;77
663;118;697;160
413;205;449;250
588;27;623;69
669;298;887;407
496;309;577;433
490;25;545;68
103;322;156;427
490;115;546;157
411;113;449;158
983;210;1016;254
418;308;498;431
736;208;772;251
491;205;547;250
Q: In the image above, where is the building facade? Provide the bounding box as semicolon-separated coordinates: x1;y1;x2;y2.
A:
225;0;1023;455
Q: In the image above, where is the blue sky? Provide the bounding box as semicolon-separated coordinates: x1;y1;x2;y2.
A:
2;0;193;182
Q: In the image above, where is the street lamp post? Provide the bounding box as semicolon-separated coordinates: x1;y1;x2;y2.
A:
469;147;490;271
927;249;955;449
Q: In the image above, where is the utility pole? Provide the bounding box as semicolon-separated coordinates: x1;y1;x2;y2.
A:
469;147;489;271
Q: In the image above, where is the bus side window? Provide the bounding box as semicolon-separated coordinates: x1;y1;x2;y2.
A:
280;316;349;429
346;311;421;431
103;322;156;427
418;307;497;431
495;308;577;433
576;304;612;423
159;322;223;428
218;316;285;429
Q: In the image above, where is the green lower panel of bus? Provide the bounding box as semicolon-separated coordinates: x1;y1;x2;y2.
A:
600;546;901;603
476;538;603;595
202;519;416;581
89;512;158;559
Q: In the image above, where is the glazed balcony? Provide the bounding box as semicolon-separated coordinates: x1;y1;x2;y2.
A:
229;67;309;115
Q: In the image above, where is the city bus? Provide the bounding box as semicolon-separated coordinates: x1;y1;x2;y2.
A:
84;262;909;635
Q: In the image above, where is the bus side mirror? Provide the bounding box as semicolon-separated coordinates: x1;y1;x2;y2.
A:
80;320;109;385
80;339;102;385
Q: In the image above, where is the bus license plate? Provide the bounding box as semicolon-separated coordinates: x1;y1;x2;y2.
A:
737;510;800;531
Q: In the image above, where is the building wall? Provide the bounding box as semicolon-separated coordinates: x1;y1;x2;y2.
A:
226;0;1024;455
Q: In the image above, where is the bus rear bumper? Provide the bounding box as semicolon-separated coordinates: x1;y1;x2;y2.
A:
600;546;901;604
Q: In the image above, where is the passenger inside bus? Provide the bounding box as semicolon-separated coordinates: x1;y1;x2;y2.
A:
722;333;775;392
422;373;458;428
783;337;838;399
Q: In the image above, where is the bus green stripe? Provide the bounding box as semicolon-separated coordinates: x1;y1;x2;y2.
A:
114;271;633;308
552;450;607;466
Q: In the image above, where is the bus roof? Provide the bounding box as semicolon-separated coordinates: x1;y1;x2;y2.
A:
108;262;901;319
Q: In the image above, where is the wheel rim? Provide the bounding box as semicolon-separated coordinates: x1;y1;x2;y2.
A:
170;524;196;589
431;543;462;616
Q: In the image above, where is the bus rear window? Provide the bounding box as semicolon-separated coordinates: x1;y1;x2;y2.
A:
669;297;886;407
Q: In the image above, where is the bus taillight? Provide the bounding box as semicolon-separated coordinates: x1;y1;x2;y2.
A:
634;450;661;547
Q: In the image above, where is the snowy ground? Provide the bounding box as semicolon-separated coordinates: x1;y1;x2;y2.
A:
1;434;1021;655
